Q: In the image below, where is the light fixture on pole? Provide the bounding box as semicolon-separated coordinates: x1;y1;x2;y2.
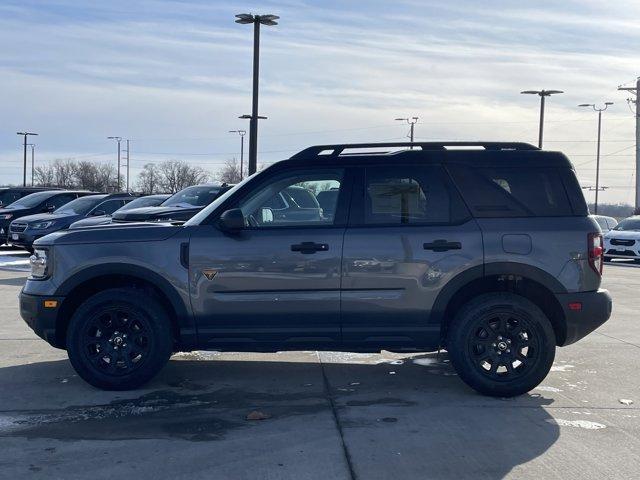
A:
579;102;614;214
107;136;122;191
520;89;563;148
229;130;247;180
235;12;279;175
16;132;38;187
395;117;419;148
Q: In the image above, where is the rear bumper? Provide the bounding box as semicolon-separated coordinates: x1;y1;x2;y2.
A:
19;292;65;349
555;289;612;346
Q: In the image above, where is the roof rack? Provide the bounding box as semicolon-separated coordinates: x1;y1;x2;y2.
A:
290;142;539;160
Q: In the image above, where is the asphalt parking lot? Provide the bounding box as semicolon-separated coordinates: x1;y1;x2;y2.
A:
0;251;638;479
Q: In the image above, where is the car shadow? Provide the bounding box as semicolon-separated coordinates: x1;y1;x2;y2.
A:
0;352;559;478
0;275;28;287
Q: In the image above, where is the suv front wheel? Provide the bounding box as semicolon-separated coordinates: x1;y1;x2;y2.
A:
66;288;173;390
447;293;556;397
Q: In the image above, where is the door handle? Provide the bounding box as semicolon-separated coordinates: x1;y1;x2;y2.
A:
291;242;329;254
423;240;462;252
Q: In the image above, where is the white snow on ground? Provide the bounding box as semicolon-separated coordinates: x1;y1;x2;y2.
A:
535;385;563;393
547;418;606;430
0;249;30;272
551;363;575;372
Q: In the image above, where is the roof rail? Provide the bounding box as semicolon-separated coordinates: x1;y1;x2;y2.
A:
290;142;539;159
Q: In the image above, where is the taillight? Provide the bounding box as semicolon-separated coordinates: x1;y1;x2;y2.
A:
588;232;603;275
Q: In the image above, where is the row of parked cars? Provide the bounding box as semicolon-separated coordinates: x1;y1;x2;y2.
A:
0;184;232;252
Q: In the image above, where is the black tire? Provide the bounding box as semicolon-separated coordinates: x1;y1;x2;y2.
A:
66;288;173;390
447;293;556;397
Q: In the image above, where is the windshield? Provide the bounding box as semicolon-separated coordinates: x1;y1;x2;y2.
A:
5;191;55;209
162;185;222;208
55;196;104;215
119;196;167;211
613;218;640;231
185;173;258;226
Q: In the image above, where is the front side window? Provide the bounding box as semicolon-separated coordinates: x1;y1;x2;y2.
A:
362;166;456;225
237;169;343;227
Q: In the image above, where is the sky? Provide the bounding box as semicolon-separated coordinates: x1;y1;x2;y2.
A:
1;0;638;204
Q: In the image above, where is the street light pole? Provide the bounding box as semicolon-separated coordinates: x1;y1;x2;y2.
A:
235;13;279;175
229;130;247;180
107;136;122;191
579;102;614;214
16;132;38;186
395;117;419;148
520;89;563;148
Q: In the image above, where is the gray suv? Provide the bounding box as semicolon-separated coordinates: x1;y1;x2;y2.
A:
19;142;612;396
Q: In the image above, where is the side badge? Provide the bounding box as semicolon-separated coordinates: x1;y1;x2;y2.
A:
202;269;218;281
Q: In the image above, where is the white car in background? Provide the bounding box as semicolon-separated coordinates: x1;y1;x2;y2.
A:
603;216;640;263
592;214;618;233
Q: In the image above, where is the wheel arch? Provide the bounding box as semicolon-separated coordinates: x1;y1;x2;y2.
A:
54;264;194;349
432;263;568;346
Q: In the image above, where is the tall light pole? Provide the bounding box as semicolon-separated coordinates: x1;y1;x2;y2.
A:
579;102;614;214
107;136;122;191
395;117;419;148
27;143;35;186
235;13;279;175
618;77;639;213
520;89;563;148
16;132;38;186
229;130;246;180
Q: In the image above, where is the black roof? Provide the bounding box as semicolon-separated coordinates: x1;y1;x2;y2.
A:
283;142;574;169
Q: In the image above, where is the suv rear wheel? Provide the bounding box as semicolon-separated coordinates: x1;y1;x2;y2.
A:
66;288;173;390
447;293;556;397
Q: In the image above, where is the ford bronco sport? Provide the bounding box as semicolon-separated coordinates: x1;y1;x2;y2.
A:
19;142;612;396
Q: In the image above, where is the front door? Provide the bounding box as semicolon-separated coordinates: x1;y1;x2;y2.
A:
189;167;350;350
341;164;483;350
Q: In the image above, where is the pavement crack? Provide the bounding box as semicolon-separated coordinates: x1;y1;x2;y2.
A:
316;352;357;480
594;331;640;349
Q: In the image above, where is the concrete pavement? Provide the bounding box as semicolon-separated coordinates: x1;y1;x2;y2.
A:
0;264;638;479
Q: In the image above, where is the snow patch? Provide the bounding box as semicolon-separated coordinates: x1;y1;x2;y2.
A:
551;364;574;372
535;385;562;393
548;418;606;430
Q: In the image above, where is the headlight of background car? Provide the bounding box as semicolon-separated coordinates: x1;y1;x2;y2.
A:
0;214;13;220
29;249;50;279
30;221;55;230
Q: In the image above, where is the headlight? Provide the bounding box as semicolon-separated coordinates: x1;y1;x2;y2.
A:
29;249;50;279
0;214;13;220
30;221;55;230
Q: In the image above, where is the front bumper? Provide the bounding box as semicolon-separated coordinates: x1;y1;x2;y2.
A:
8;231;46;249
19;292;66;349
555;289;612;346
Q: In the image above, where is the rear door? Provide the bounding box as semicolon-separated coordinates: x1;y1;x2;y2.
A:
341;164;483;350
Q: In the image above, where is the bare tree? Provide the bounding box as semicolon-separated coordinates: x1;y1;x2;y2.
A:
137;163;162;194
158;160;209;193
33;164;55;187
32;159;120;192
52;159;77;188
217;158;242;184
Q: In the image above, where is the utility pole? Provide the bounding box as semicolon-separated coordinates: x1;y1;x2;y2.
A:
395;117;419;148
235;13;279;175
122;139;131;192
229;130;246;180
107;136;122;191
520;90;563;148
579;102;614;214
618;77;640;212
16;132;38;186
27;144;35;186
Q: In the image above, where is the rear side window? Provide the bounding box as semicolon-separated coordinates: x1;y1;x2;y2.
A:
448;166;575;217
358;166;468;225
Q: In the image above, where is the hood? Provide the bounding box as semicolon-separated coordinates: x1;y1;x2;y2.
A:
35;222;183;246
605;230;640;239
112;205;201;222
15;212;80;225
69;216;112;229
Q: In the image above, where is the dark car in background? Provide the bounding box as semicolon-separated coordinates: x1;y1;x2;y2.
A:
0;187;61;208
9;193;132;251
112;184;231;223
0;190;93;244
69;194;170;229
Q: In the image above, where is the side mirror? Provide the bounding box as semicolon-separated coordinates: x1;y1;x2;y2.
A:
91;210;105;217
218;208;245;233
44;204;55;213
